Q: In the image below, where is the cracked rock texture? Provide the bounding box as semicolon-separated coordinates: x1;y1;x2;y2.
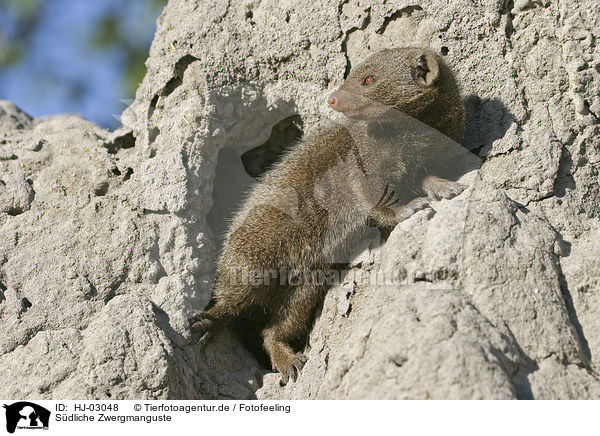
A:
1;0;599;399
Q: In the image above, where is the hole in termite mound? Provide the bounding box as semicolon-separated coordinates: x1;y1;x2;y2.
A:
207;114;304;250
241;115;303;179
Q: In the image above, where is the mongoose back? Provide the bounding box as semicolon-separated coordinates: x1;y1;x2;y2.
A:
191;47;478;384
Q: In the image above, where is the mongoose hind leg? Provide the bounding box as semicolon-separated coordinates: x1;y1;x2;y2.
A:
263;328;308;386
191;265;265;344
263;284;322;385
190;300;235;344
422;175;465;200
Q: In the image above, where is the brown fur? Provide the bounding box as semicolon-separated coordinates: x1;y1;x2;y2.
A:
191;47;478;384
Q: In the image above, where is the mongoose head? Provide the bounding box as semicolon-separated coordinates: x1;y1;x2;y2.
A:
328;47;464;142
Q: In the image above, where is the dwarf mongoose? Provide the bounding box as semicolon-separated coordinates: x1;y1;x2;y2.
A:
191;47;479;384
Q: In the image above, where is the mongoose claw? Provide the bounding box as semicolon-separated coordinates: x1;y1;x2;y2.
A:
191;316;215;345
293;353;308;369
409;197;430;212
375;183;399;208
197;330;215;345
279;353;308;386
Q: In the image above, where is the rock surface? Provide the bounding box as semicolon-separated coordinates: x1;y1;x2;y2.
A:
1;0;599;399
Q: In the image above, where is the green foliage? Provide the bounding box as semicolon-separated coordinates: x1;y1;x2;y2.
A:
90;13;125;50
0;35;23;66
87;1;167;97
0;0;42;67
0;0;167;97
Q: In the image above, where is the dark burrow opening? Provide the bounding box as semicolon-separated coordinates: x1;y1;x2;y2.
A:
241;115;303;180
20;297;32;313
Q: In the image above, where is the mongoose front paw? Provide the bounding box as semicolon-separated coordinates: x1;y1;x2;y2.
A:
423;177;466;201
395;197;430;221
407;196;430;213
277;353;308;386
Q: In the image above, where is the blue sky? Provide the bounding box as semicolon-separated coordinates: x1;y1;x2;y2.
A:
0;0;162;129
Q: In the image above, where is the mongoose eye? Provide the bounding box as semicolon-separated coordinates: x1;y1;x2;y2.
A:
362;75;374;86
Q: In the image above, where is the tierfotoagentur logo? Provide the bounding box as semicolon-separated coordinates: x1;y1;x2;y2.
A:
225;266;417;287
2;402;50;433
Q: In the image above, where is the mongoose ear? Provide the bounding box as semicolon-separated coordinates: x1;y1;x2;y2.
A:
414;52;439;87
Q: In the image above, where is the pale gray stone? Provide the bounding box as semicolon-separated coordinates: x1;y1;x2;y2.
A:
1;0;599;399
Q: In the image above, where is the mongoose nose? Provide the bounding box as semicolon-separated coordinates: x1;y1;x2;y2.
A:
328;95;337;108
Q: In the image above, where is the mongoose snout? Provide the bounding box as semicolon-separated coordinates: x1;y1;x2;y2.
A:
327;94;338;108
328;89;394;121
